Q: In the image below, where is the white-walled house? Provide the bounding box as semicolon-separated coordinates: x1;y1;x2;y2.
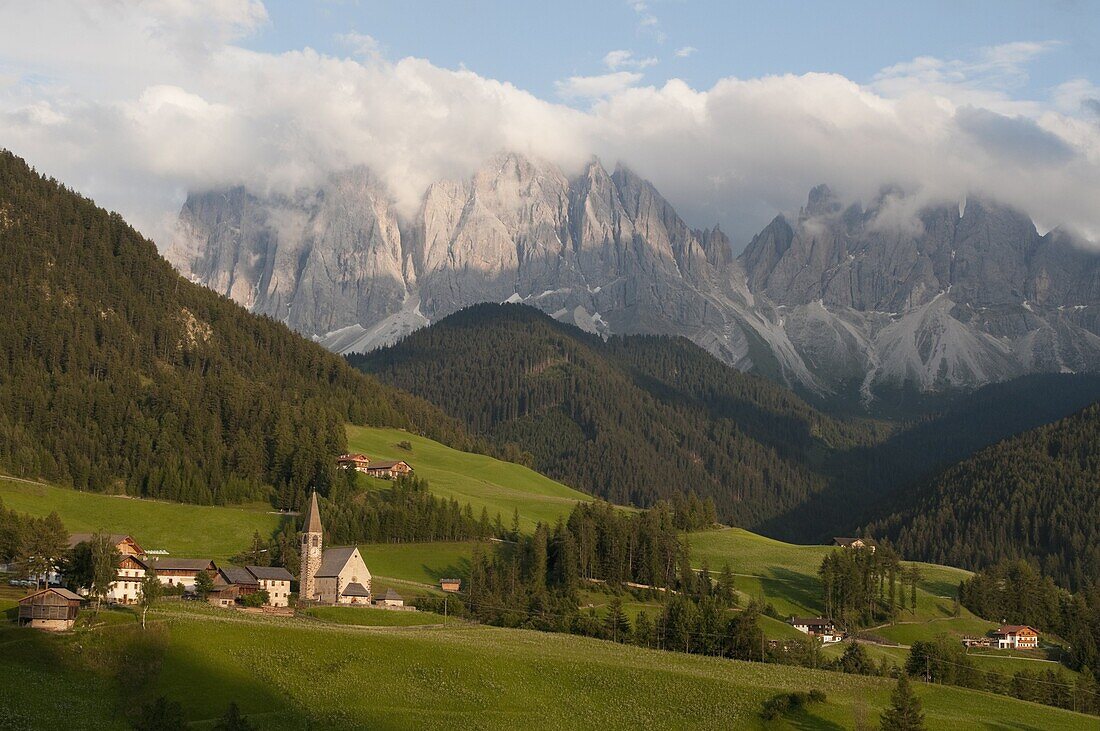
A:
108;555;148;605
789;616;844;643
245;565;294;607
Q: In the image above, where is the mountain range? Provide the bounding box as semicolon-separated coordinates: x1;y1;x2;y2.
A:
169;152;1100;404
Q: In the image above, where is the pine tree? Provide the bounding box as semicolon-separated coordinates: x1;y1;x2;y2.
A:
604;596;631;643
880;674;924;731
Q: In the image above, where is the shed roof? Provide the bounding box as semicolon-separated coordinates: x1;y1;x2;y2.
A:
316;546;359;578
381;588;403;601
20;587;84;603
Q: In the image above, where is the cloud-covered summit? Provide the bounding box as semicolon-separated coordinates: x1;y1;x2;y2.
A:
1;0;1098;249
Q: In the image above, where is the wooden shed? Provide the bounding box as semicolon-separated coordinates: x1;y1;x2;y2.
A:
18;587;83;631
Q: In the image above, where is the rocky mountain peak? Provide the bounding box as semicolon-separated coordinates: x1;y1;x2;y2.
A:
802;183;842;218
171;158;1100;403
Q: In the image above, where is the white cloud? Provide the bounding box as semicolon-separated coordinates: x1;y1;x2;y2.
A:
0;2;1098;249
556;71;645;100
335;32;382;61
603;50;658;71
675;46;697;58
629;0;665;44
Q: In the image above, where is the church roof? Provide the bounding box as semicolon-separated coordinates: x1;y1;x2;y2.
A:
303;491;323;534
341;582;371;597
316;546;359;578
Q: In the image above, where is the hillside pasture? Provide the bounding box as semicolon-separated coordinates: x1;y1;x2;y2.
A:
345;426;592;531
0;477;283;560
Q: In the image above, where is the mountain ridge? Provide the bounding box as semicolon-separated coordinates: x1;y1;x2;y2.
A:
170;152;1100;404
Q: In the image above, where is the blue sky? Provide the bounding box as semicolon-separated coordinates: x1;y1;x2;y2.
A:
249;1;1098;102
1;0;1099;246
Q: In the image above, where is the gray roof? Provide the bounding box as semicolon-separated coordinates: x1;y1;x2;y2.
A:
365;460;409;470
380;588;403;601
316;546;359;578
219;566;258;586
341;582;371;597
246;565;293;581
790;617;835;627
149;557;214;572
67;533;132;549
21;587;84;602
303;491;323;534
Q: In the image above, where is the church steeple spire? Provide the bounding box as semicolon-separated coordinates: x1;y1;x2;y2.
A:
303;489;323;534
300;490;324;602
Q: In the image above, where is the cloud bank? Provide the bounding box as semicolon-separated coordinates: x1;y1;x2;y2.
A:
1;0;1099;249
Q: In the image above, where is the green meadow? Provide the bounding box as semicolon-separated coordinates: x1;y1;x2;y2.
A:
0;477;283;560
0;602;1091;731
686;527;988;636
345;425;592;530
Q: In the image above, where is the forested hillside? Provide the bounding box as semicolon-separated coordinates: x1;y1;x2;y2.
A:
0;151;469;510
867;402;1100;590
353;303;879;528
765;373;1100;541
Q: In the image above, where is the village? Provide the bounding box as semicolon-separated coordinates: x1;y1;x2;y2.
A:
13;453;458;632
12;480;1041;661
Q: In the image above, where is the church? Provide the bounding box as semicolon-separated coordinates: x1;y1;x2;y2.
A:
300;491;373;605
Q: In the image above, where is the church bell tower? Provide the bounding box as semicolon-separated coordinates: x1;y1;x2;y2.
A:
300;490;323;602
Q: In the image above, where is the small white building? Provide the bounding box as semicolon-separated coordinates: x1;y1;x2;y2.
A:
993;625;1040;649
108;555;149;605
144;557;216;591
789;616;844;643
245;565;294;607
373;588;405;609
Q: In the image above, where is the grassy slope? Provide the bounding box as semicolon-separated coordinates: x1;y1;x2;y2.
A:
0;477;283;560
688;527;991;637
361;541;475;586
345;425;592;531
0;603;1089;731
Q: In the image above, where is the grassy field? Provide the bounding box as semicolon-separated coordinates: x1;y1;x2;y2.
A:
345;426;592;531
0;602;1091;730
360;541;477;586
302;605;448;627
687;527;982;630
0;477;283;560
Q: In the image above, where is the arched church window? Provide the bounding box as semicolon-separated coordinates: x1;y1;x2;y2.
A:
312;536;318;548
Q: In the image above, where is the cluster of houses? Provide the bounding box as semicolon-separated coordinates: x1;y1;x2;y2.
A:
16;490;427;631
336;453;413;480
